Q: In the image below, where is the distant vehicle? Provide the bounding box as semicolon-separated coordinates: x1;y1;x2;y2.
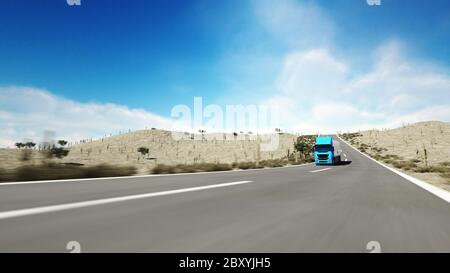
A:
314;136;341;165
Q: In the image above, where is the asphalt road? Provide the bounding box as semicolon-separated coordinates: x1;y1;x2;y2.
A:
0;138;449;252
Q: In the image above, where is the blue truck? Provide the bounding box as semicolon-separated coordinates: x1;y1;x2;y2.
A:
314;136;342;165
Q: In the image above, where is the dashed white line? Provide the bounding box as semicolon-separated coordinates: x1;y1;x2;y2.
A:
310;168;332;173
0;180;253;220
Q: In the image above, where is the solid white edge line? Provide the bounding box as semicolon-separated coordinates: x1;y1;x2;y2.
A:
0;163;314;186
310;168;331;173
336;135;450;203
0;180;253;220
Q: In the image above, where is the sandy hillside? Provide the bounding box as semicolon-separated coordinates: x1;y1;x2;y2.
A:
1;129;303;174
342;121;450;191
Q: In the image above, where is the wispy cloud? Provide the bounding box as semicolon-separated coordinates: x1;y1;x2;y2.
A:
1;1;449;145
253;0;334;49
0;86;173;147
263;40;450;133
250;1;450;133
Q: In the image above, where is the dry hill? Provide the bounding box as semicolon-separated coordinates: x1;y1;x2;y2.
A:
1;130;310;175
341;121;450;191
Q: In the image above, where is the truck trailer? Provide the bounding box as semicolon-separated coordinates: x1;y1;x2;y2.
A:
314;136;342;165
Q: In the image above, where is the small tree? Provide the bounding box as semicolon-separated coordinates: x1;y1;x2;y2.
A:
48;140;70;159
137;147;149;158
15;142;25;149
25;142;36;149
16;141;35;161
57;140;68;147
294;139;313;159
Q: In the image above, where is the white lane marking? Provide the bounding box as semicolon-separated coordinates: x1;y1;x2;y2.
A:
0;163;313;186
336;135;450;203
310;168;331;173
343;153;347;158
0;180;253;220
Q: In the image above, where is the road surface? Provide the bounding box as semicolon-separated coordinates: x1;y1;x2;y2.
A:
0;138;449;252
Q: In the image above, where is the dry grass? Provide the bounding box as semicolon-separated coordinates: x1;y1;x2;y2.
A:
342;121;450;191
151;157;312;174
1;130;318;180
0;130;301;174
152;163;233;174
0;164;137;182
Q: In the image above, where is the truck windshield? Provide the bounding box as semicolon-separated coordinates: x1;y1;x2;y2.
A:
314;145;332;152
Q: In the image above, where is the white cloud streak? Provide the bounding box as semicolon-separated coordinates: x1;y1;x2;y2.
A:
264;41;450;134
253;0;334;49
1;0;449;145
0;86;173;147
253;1;450;134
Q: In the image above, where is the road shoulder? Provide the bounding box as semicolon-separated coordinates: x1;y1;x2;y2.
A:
337;135;450;203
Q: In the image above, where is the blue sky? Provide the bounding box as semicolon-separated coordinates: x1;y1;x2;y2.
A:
1;0;450;146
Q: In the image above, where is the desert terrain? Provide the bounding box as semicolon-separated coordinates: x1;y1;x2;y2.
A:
1;130;313;178
341;121;450;191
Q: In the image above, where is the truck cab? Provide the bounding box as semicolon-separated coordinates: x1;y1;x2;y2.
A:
314;136;341;165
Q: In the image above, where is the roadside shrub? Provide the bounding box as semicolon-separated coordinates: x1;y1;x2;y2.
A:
0;169;10;182
439;172;450;181
383;159;393;164
152;164;175;174
152;163;233;174
207;163;233;171
182;163;232;172
381;154;404;164
341;132;362;141
259;159;286;168
174;164;196;173
439;162;450;167
203;163;231;172
372;154;382;160
236;162;260;170
415;166;432;173
392;160;418;171
371;147;383;153
4;164;137;182
83;165;136;178
386;154;402;160
294;139;313;156
415;165;448;173
151;158;309;175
